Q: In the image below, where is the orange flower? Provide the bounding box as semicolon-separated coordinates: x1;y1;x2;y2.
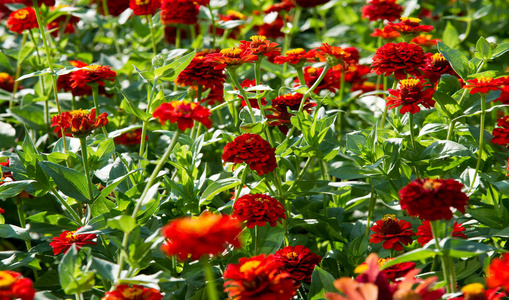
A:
102;284;162;300
385;77;435;114
361;0;403;22
371;42;425;80
385;17;434;35
223;254;297;299
0;270;36;300
233;194;286;228
152;101;212;131
161;213;242;260
464;77;504;95
129;0;160;15
315;43;356;71
49;227;97;255
50;108;109;137
6;8;38;34
370;27;401;39
239;35;281;59
488;253;509;291
207;47;258;70
369;214;414;251
70;64;117;89
222;133;277;176
411;33;439;47
274;48;317;66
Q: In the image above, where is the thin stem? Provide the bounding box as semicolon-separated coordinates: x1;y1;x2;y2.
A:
139;78;159;162
92;85;109;137
338;68;346;103
175;25;181;49
408;113;417;150
203;259;219;300
430;220;453;293
233;166;248;205
79;137;94;202
16;199;32;252
207;4;216;49
75;293;84;300
312;8;323;41
11;33;27;108
286;157;313;195
147;15;157;56
72;95;76;110
101;0;109;16
254;226;259;255
469;93;487;193
228;69;256;122
365;181;377;237
296;67;306;86
319;161;329;215
49;186;83;226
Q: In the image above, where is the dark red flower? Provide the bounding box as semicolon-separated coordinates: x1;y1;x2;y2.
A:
57;61;111;97
386;77;435;114
450;283;507;300
369;214;414;251
47;13;80;37
488;253;509;291
385;17;434;36
256;16;285;39
371;42;425;80
239;78;268;109
266;93;316;134
51;108;109;138
152;101;212;131
492;116;509;145
70;64;117;89
233;194;286;228
378;258;415;282
224;254;297;300
264;0;295;13
239;35;281;60
102;284;163;300
361;0;403;22
315;43;356;71
0;73;16;92
49;227;97;255
416;220;467;247
176;53;226;90
0;270;36;300
495;77;509;104
399;178;470;221
6;7;38;34
207;47;258;70
370;27;401;39
293;0;329;8
200;84;224;105
274;48;317;67
274;245;322;282
129;0;160;15
161;213;242;260
420;52;458;84
114;129;147;145
95;0;129;16
411;33;439;47
464;77;504;95
222;133;277;176
161;0;199;25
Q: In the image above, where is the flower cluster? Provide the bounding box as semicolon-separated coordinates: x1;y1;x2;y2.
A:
361;0;403;22
233;193;286;228
222;133;277;176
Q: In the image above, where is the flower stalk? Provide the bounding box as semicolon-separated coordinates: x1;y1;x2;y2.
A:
430;220;455;293
470;93;487;192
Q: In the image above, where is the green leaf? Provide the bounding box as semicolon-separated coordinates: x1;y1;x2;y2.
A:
155;51;196;81
39;161;97;203
442;238;495;258
433;90;462;119
0;224;30;241
107;215;136;234
0;51;14;72
492;181;509;194
90;256;119;283
249;223;285;254
58;245;95;294
118;89;152;122
475;37;492;60
308;267;337;300
420;140;470;160
0;180;35;199
199;178;240;206
442;22;459;49
17;68;54;81
492;42;509;59
438;41;471;80
381;248;437;269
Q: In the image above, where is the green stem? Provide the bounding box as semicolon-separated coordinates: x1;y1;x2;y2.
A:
92;85;109;137
11;33;27;108
254;225;259;255
319;161;329;214
228;69;256;122
207;4;216;49
470;93;487;193
79;137;95;223
147;15;157;56
408;113;417;150
203;259;219;300
430;220;453;293
49;186;83;226
101;0;109;16
296;67;306;86
233;166;248;205
75;293;84;300
139;78;159;162
312;8;323;41
286;157;313;195
175;25;181;48
365;182;377;237
16;199;32;252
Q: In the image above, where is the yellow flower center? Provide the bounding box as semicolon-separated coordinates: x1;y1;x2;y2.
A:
135;0;150;5
354;263;368;274
476;77;495;84
382;214;396;221
121;286;144;299
0;271;16;288
65;230;80;242
377;258;389;268
307;67;318;75
423;179;441;190
0;73;9;81
226;10;245;19
431;52;446;63
69;109;89;118
401;17;421;23
240;260;261;273
285;251;298;259
400;78;420;89
220;47;243;58
179;214;219;233
461;283;485;296
250;35;267;42
286;48;305;56
14;9;29;20
255;197;269;203
86;65;103;72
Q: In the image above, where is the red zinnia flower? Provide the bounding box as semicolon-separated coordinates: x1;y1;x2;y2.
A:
492;116;509;145
49;227;97;255
96;0;129;16
495;77;509;104
488;253;509;291
0;270;36;300
385;17;434;36
102;284;163;300
274;48;317;67
344;64;371;83
399;178;470;221
264;0;295;13
207;47;258;70
411;33;439;47
161;0;199;25
369;214;414;251
371;42;425;80
0;73;16;92
464;77;504;95
57;61;109;97
386;77;435;114
239;35;281;60
420;52;458;84
361;0;403;22
293;0;330;8
47;14;80;37
51;108;109;138
152;101;212;131
239;78;268;109
256;16;285;39
370;27;401;39
70;64;117;89
315;43;356;71
1;161;14;186
161;213;242;260
416;220;467;247
222;133;277;176
274;245;322;282
175;53;226;90
378;258;415;282
6;7;38;34
266;93;316;134
233;194;286;228
129;0;160;15
114;129;147;145
451;283;507;300
224;254;297;299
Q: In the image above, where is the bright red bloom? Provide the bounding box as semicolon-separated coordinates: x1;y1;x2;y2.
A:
399;178;470;221
385;17;434;35
102;284;163;300
49;227;97;255
495;77;509;104
224;254;297;300
70;64;117;89
274;48;317;66
315;43;356;71
370;27;401;39
176;53;226;90
0;73;16;92
256;16;285;39
114;129;147;145
492;116;509;145
274;245;322;282
450;283;507;300
0;208;4;214
264;0;294;13
378;258;415;282
152;101;212;131
0;270;36;300
50;108;109;138
416;220;467;247
369;214;414;251
207;47;258;70
361;0;403;22
239;78;268;109
47;14;80;37
96;0;129;16
6;8;38;34
293;0;329;8
386;77;435;114
57;60;104;97
161;213;242;260
464;77;504;95
488;253;509;291
344;64;371;83
129;0;160;15
411;33;439;47
161;0;199;25
266;93;316;134
233;194;286;228
371;42;425;80
420;52;458;84
239;35;281;59
222;133;277;176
